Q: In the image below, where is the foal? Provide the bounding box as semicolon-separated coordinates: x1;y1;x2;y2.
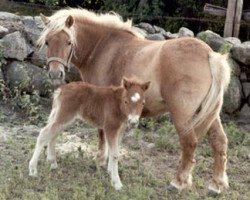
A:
29;77;150;190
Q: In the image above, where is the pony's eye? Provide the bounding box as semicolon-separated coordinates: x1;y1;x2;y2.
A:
68;41;72;45
45;41;48;45
124;100;128;104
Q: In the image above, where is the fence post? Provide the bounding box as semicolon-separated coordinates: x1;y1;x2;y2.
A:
233;0;243;37
224;0;237;37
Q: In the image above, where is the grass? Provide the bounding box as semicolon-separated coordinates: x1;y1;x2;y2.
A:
0;109;249;199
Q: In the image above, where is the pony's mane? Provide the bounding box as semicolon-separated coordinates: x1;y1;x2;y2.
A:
37;8;144;48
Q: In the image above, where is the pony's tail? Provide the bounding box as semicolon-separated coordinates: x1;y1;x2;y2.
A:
190;52;231;135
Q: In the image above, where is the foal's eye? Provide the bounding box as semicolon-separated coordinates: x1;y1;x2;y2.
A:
45;41;48;45
124;100;128;104
68;41;72;45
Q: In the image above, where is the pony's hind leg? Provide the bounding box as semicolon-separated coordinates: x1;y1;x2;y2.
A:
170;132;197;191
207;117;228;196
169;117;198;191
96;129;108;166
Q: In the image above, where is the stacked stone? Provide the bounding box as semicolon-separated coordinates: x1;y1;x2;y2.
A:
0;12;249;121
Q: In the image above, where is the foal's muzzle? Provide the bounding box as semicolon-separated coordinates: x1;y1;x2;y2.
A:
127;115;139;129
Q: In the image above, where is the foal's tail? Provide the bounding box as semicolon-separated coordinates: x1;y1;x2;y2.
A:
191;52;231;135
48;88;62;123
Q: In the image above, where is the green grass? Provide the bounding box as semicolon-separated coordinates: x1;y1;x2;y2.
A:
0;115;249;200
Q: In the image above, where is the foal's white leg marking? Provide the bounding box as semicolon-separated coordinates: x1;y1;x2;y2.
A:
131;92;140;103
107;135;123;191
29;126;53;176
47;139;58;169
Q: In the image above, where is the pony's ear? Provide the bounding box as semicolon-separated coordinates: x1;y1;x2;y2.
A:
40;13;50;26
141;81;151;91
122;77;131;90
65;15;74;28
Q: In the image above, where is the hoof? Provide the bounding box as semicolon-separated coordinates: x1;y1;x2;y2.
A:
29;168;38;177
207;189;220;197
167;183;180;193
112;182;123;191
167;184;179;193
50;162;58;170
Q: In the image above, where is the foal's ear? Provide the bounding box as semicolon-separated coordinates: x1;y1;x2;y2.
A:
40;13;50;26
65;15;74;28
141;81;151;91
122;77;131;90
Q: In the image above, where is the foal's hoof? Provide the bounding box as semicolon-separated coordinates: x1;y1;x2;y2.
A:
167;183;179;193
113;183;123;191
29;168;38;177
50;162;58;170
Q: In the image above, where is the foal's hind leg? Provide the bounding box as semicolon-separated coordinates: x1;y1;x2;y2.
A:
96;129;108;166
170;128;198;191
207;117;228;195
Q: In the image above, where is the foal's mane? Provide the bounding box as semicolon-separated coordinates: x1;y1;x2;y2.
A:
37;8;144;48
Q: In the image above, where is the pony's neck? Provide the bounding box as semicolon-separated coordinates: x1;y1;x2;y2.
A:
71;21;109;67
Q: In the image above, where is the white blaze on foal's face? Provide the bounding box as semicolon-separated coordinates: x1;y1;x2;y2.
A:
131;92;140;103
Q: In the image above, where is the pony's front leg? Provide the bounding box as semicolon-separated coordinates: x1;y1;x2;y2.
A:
105;129;123;190
96;129;108;166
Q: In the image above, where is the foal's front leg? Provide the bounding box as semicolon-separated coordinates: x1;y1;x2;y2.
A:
29;124;60;176
96;129;108;166
105;128;123;190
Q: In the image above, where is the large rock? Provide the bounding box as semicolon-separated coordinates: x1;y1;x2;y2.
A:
238;104;250;123
230;42;250;65
228;57;241;77
242;82;250;98
22;16;44;45
146;33;165;41
5;61;52;96
247;95;250;107
163;32;179;39
31;47;47;67
0;31;33;61
224;37;241;46
178;27;194;38
196;30;232;53
132;27;147;37
137;23;155;34
0;12;23;33
0;25;8;38
223;76;243;114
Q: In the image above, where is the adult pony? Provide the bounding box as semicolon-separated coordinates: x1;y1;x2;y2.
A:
37;8;231;195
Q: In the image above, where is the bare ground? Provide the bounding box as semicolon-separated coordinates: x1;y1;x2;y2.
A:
0;102;249;200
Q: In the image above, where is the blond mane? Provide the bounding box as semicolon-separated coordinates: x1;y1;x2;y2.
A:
37;8;144;48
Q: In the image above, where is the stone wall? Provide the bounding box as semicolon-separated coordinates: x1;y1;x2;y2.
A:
0;12;249;121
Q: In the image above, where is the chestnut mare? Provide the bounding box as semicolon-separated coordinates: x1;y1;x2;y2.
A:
29;77;150;190
37;8;231;194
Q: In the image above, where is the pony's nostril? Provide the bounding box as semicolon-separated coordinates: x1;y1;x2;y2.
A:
59;71;63;79
48;72;52;79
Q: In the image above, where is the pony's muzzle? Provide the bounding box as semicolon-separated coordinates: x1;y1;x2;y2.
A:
48;69;64;80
